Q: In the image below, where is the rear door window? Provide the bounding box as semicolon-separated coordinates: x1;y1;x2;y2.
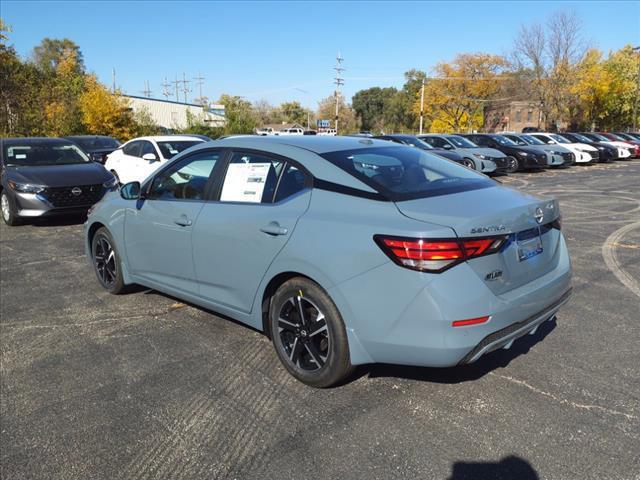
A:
220;152;284;204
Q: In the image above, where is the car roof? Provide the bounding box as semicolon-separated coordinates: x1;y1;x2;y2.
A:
1;137;74;146
211;135;395;154
64;135;115;139
126;135;205;143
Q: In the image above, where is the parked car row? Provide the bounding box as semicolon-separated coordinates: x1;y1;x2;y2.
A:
370;131;639;176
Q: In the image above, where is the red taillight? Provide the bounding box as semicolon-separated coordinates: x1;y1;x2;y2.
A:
375;234;508;273
452;316;490;327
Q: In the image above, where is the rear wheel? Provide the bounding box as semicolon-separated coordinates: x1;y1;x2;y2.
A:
461;158;476;170
1;191;21;226
91;227;127;294
269;277;353;388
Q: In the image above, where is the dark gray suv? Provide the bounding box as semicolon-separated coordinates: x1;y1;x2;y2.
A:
0;138;117;226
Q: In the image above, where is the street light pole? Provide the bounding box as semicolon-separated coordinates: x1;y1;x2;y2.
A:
419;78;425;135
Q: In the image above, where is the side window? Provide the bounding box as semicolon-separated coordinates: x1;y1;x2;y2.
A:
123;141;142;157
147;151;219;201
220;152;283;204
141;141;157;158
274;163;308;202
473;136;489;147
430;137;448;148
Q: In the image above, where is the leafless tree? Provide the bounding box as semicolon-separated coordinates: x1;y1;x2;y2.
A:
511;11;585;129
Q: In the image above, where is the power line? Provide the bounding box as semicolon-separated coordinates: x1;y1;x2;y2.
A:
171;75;181;102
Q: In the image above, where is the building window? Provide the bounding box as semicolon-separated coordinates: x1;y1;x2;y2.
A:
527;111;533;122
515;110;521;122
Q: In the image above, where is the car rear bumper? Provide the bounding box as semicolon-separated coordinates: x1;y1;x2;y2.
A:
332;233;572;367
458;288;571;364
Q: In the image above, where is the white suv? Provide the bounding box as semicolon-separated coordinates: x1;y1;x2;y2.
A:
104;136;204;184
277;128;304;136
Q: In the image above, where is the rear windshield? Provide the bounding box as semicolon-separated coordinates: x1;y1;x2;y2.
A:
70;137;120;150
3;142;90;166
156;141;201;159
550;134;571;144
320;146;494;201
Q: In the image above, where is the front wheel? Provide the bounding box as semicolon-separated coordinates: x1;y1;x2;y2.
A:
269;277;353;388
461;158;476;170
1;191;21;226
506;156;520;173
91;227;128;294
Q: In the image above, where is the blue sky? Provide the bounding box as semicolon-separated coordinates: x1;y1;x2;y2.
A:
3;1;639;107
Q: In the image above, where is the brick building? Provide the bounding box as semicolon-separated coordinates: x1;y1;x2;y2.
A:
483;100;541;133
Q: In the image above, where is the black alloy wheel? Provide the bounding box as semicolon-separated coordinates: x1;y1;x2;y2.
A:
270;278;353;387
91;227;127;294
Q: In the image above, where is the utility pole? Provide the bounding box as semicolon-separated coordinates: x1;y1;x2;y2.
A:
194;72;205;102
419;78;425;135
112;68;116;93
161;78;171;100
181;72;191;104
333;52;345;134
142;80;152;98
633;46;640;131
171;75;181;102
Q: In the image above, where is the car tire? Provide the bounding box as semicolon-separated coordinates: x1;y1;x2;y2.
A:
91;227;128;294
1;190;21;226
506;156;520;173
461;158;476;170
269;277;353;388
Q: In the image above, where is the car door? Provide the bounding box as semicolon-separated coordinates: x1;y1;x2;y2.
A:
138;140;163;182
192;150;311;313
124;149;222;295
115;140;143;184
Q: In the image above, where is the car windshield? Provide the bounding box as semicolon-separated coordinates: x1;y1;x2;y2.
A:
505;136;528;146
607;133;626;141
568;133;591;143
492;135;518;146
3;142;90;166
320;146;493;201
520;135;545;145
590;133;609;141
156;141;201;159
550;134;571;144
403;138;434;150
445;135;477;148
70;137;120;150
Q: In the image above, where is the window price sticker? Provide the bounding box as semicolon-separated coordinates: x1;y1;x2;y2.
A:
220;163;271;203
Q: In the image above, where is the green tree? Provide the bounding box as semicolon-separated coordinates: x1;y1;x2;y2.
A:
32;37;85;73
352;87;398;132
218;94;257;134
317;94;360;134
279;101;308;125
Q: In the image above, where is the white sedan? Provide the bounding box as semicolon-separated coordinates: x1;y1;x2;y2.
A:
529;133;598;163
104;136;204;184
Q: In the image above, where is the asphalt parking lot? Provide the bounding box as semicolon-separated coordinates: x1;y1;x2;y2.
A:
1;161;639;480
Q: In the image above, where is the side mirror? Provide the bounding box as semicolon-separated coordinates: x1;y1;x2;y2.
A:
142;153;158;162
442;143;453;149
120;181;141;200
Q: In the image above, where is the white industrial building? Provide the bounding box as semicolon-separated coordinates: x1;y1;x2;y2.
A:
124;95;226;130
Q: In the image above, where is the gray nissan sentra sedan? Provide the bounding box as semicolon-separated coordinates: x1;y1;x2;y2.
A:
85;136;572;387
1;137;118;225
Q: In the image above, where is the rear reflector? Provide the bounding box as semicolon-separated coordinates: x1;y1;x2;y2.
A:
452;316;490;327
374;234;508;273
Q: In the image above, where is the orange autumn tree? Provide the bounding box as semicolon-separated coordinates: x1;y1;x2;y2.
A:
79;76;137;141
418;53;508;133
